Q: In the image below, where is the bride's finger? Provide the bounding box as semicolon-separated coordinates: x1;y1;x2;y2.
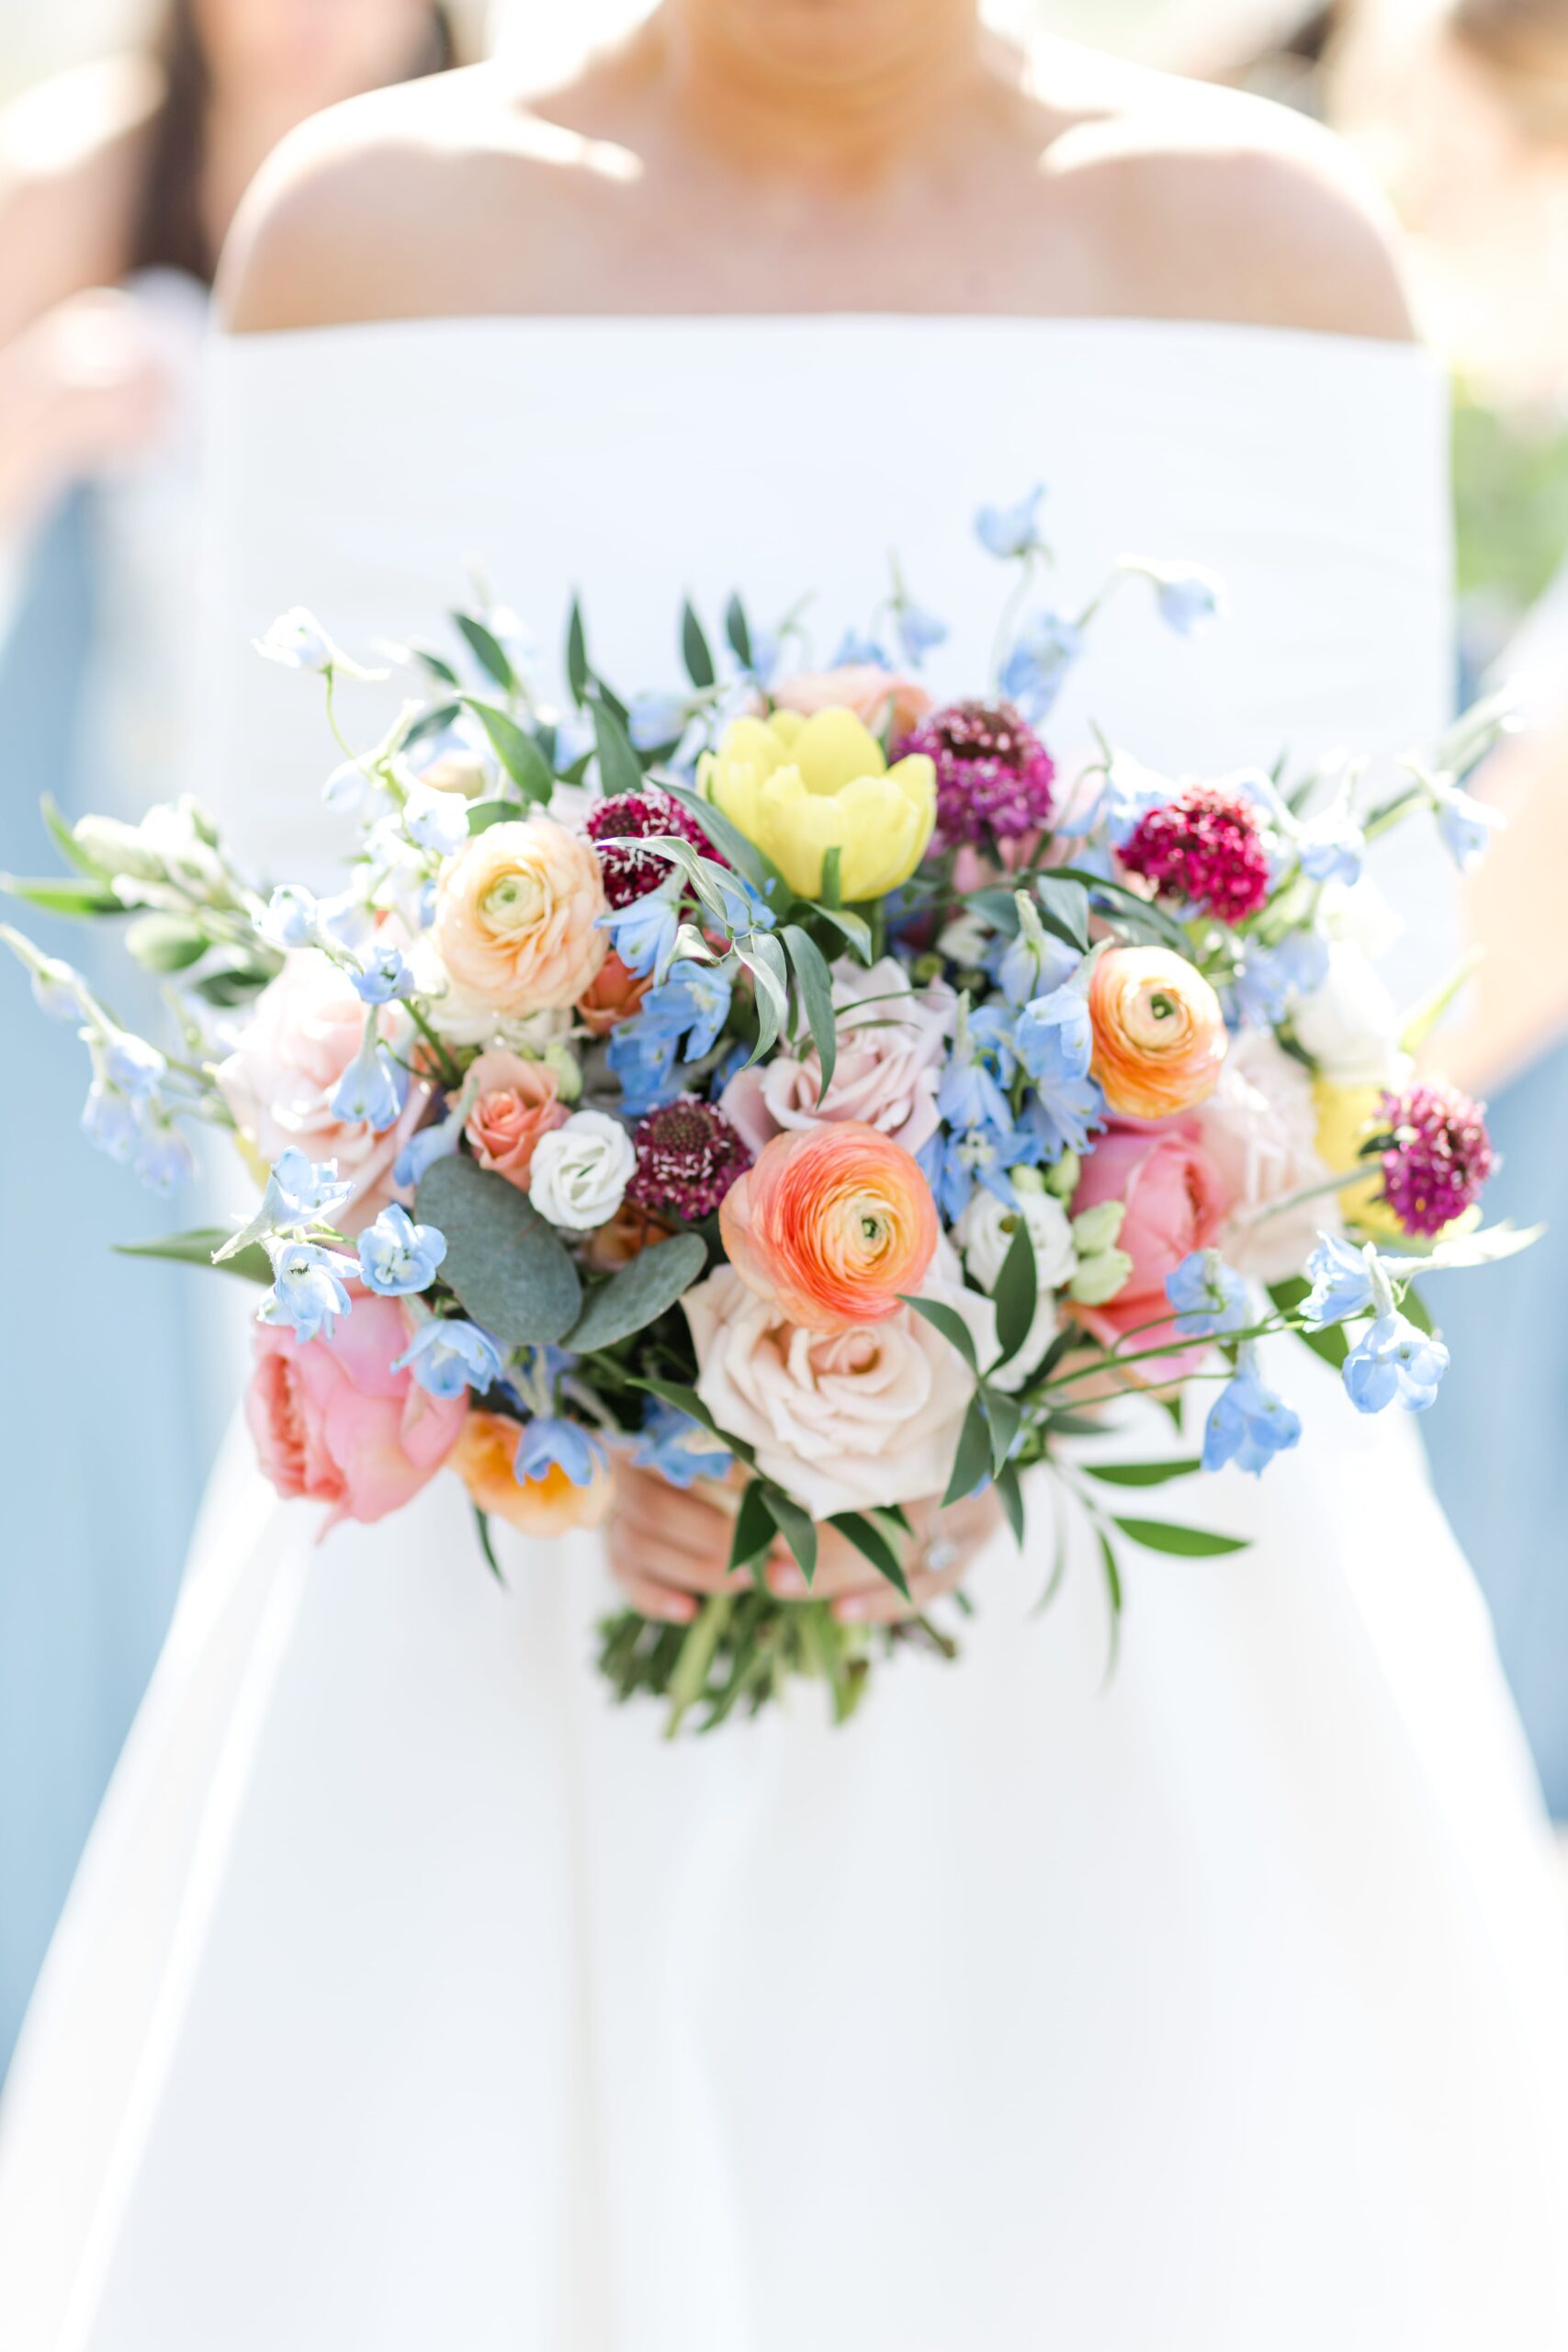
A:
831;1556;969;1626
609;1562;698;1624
613;1533;750;1596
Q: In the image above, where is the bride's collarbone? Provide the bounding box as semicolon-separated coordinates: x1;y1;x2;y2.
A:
220;62;1411;344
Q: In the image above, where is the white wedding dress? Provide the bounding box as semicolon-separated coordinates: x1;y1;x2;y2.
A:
2;316;1565;2352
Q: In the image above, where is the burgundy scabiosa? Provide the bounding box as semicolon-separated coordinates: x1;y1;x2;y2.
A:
1119;784;1271;925
896;700;1055;849
585;786;716;909
1378;1080;1496;1238
627;1100;751;1219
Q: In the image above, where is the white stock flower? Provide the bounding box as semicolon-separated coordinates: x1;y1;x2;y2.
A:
528;1110;637;1230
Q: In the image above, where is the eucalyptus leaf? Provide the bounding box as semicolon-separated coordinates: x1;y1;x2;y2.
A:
458;697;554;804
592;695;644;800
681;598;716;689
114;1228;270;1283
416;1153;581;1346
452;612;517;695
567;1232;708;1352
1112;1515;1250;1557
781;923;838;1098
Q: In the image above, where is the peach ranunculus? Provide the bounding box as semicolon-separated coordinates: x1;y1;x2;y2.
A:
682;1239;995;1520
719;1120;940;1333
460;1050;569;1191
217;949;431;1232
576;949;651;1037
772;663;932;742
433;818;608;1015
246;1294;466;1533
1089;945;1226;1122
452;1409;613;1535
1066;1120;1234;1386
719;956;954;1159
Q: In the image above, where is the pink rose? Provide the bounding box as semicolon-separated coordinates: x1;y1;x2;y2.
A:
1069;1120;1234;1384
461;1050;568;1191
720;956;953;1158
773;664;932;741
246;1294;467;1533
1196;1029;1335;1282
217;950;431;1231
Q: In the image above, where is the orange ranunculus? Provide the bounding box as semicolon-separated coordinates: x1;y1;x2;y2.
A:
451;1410;613;1536
718;1120;939;1333
1089;945;1226;1122
576;949;651;1037
433;818;607;1015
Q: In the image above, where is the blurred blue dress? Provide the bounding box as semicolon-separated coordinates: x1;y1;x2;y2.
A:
0;453;214;2074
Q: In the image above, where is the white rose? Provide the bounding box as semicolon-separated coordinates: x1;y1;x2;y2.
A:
682;1239;997;1519
1292;942;1408;1089
955;1186;1074;1388
528;1109;636;1230
1197;1028;1338;1282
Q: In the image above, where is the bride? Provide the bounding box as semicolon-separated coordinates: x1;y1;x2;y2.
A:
3;6;1565;2347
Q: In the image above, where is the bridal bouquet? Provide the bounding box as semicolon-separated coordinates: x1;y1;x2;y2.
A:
4;490;1532;1731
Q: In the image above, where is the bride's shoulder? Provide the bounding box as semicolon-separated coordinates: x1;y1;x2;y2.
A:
1030;48;1412;339
219;63;620;333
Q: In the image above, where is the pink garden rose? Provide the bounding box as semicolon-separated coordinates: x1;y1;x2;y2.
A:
461;1050;568;1191
772;663;932;742
217;950;430;1231
720;956;953;1158
1069;1119;1234;1384
246;1293;467;1533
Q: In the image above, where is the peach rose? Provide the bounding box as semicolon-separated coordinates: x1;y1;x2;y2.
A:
434;818;608;1014
1089;945;1227;1122
576;949;651;1037
452;1409;613;1535
581;1198;677;1273
217;950;431;1232
246;1295;467;1533
1067;1121;1233;1386
682;1240;995;1520
773;663;932;742
460;1050;568;1191
719;1120;940;1333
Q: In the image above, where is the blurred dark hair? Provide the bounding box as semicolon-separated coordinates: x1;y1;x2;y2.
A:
127;1;459;286
1450;0;1568;135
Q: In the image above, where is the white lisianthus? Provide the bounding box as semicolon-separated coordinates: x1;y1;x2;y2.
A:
254;607;387;681
1292;941;1408;1089
955;1181;1075;1389
528;1110;637;1230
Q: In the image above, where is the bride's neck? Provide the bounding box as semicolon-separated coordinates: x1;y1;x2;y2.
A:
649;2;989;180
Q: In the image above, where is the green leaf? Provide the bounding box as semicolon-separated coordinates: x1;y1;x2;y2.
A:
1082;1457;1203;1488
901;1293;980;1374
401;699;461;749
728;1479;779;1577
984;1385;1023;1477
625;1375;757;1467
566;597;590;706
1112;1515;1250;1558
124;913;208;971
819;845;843;910
411;644;461;689
41;795;107;877
114;1228;272;1283
812;901;874;962
1035;875;1091;953
942;1393;993;1507
992;1217;1038;1366
190;960;272;1008
3;875;122;917
681;598;716;689
657;777;782;899
566;1232;708;1352
1269;1278;1349;1371
1052;867;1192;958
452;612;517;695
724;593;753;671
1097;1527;1124;1625
995;1460;1027;1547
458;697;554;804
965;886;1021;934
765;1486;818;1584
415;1153;581;1345
471;1503;506;1586
467;797;525;836
1401;1283;1434;1337
781;923;838;1099
829;1510;911;1600
591;695;644;800
738;933;789;1064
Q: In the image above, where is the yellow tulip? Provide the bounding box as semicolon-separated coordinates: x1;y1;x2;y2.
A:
697;707;936;901
1313;1081;1405;1240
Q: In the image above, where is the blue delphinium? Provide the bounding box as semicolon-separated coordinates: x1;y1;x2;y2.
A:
599;881;682;983
993;898;1080;1009
81;1078;141;1164
1165;1249;1251;1341
1227;932;1330;1030
1342;1313;1450;1414
919;1122;1039;1223
894;598;948;667
628;691;692;752
1433;780;1503;873
1132;560;1227;636
975;484;1046;560
349;939;414;1006
260;1239;356;1343
1202;1349;1303;1475
631;1402;732;1490
357;1204;447;1296
637;959;734;1063
400;785;470;859
1294;812;1366;890
937;998;1016;1133
515;1416;606;1488
218;1147;355;1261
330;1013;408;1132
1013;984;1106;1161
392;1317;505;1400
606;1019;682;1116
98;1030;164;1098
393;1107;466;1191
1302;1233;1380;1327
998;611;1083;721
134;1115;197;1195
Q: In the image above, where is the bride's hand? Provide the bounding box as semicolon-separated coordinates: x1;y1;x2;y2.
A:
607;1461;1002;1627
